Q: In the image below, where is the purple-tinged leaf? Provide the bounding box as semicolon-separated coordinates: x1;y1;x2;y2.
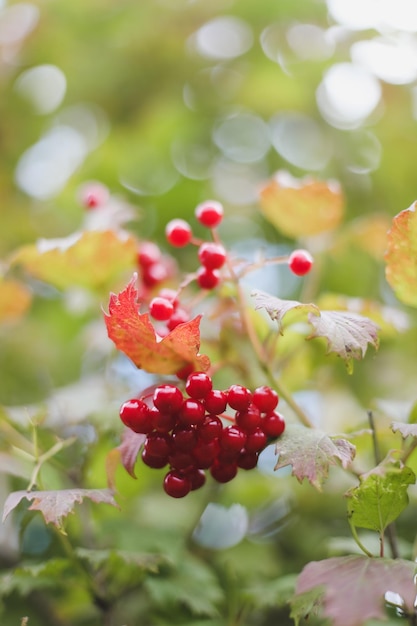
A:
294;555;417;626
274;424;356;491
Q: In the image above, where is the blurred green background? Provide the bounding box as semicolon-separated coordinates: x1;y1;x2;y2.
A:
1;0;417;624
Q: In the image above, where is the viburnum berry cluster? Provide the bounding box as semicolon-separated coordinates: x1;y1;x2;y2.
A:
119;372;285;498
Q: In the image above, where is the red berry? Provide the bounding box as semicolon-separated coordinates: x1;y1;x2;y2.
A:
158;288;179;309
119;399;153;433
288;249;313;276
235;404;262;434
142;448;169;469
220;426;247;453
261;411;286;438
204;389;228;415
252;386;279;413
168;451;195;470
245;428;267;453
142;262;168;287
166;218;192;247
198;242;227;270
185;372;213;399
150;407;177;432
149;296;174;321
153;385;183;414
167;307;190;331
163;471;191;498
175;363;195;381
197;266;220;289
172;426;197;452
178;399;205;426
195;200;224;228
187;468;206;491
145;432;172;457
198;416;223;442
237;450;259;470
227;385;253;411
137;242;162;268
210;460;237;483
193;439;220;468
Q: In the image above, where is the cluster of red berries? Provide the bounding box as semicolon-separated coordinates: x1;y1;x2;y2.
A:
165;200;227;290
137;241;175;289
119;372;285;498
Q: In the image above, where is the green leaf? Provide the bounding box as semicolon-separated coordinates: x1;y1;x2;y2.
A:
0;559;73;598
274;424;356;491
245;574;298;609
385;202;417;307
290;585;326;626
346;459;415;533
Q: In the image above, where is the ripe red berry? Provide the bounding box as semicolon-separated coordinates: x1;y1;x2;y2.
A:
163;471;191;498
145;432;172;457
220;426;247;453
204;389;228;415
245;428;267;453
261;411;286;438
149;296;174;321
252;386;279;413
119;399;153;433
137;242;162;268
172;426;197;452
188;468;206;491
167;307;190;331
197;266;220;290
141;448;169;469
153;385;183;414
227;385;253;411
235;404;262;434
288;249;313;276
210;460;238;483
142;262;169;288
178;399;206;426
198;242;227;270
198;416;223;442
166;218;192;247
150;407;177;432
195;200;224;228
193;439;220;468
237;450;259;470
185;372;213;399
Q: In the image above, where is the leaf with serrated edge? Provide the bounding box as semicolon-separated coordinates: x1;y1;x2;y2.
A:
307;310;379;371
385;202;417;307
346;460;415;533
274;424;355;491
2;489;119;527
391;422;417;439
252;290;319;334
294;555;417;626
259;170;344;238
104;274;210;375
11;230;137;292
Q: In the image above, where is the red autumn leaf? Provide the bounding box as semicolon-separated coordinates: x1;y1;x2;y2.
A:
294;555;417;626
104;275;210;375
2;489;119;528
385;202;417;307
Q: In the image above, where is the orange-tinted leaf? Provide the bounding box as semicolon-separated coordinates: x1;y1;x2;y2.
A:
385;202;417;307
259;170;344;238
104;275;210;375
11;230;138;292
2;489;119;529
0;278;32;322
347;213;392;260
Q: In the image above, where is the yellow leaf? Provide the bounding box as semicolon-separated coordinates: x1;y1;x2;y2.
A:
0;278;32;322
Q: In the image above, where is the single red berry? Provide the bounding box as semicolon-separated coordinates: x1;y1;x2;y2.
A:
172;426;198;452
220;425;247;453
178;399;205;426
210;460;238;483
185;371;213;399
166;218;192;247
204;389;228;415
237;450;259;470
141;448;169;469
193;439;220;468
142;262;168;287
168;450;195;470
149;296;174;321
197;266;220;290
195;200;224;228
137;242;162;268
252;386;279;413
198;416;223;442
119;399;154;433
288;249;313;276
198;242;227;270
167;307;190;331
187;468;206;491
163;471;191;498
175;363;195;381
227;385;253;411
150;407;177;433
145;432;172;457
261;411;286;438
153;385;183;414
245;428;267;453
235;404;262;434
